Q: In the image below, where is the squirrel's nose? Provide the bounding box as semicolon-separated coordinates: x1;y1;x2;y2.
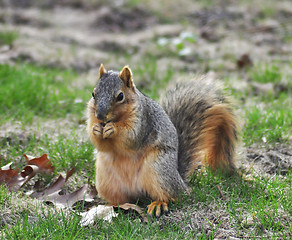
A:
97;112;106;122
97;103;107;122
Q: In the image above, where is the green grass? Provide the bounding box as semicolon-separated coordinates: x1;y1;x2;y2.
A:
189;170;292;238
1;170;291;239
0;30;19;46
1;201;197;239
1;59;291;239
250;64;282;84
46;134;95;174
243;96;292;145
229;62;292;145
0;64;91;123
1;203;85;240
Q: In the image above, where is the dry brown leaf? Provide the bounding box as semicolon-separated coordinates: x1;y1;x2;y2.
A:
0;166;19;184
33;179;41;191
65;167;75;182
24;154;54;174
21;165;39;178
30;174;66;199
0;154;55;191
30;167;76;200
237;53;253;69
1;162;13;170
0;163;26;191
114;203;148;222
79;203;148;225
43;184;95;208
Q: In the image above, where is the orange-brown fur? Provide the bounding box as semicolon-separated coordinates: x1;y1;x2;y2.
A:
87;88;170;204
87;85;137;153
94;147;170;204
87;65;238;214
188;104;237;176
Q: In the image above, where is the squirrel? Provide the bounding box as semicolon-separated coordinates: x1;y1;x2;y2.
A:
87;64;238;216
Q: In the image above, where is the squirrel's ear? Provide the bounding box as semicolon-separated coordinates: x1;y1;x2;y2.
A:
98;64;107;80
119;66;134;88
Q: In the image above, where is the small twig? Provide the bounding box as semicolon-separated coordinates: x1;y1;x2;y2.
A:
216;185;225;200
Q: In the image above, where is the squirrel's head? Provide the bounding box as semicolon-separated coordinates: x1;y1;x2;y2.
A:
91;64;137;123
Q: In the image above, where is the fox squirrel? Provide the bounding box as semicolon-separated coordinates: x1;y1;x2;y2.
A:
87;64;238;216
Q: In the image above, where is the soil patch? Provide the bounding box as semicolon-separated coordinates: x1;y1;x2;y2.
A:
93;6;157;33
246;145;292;176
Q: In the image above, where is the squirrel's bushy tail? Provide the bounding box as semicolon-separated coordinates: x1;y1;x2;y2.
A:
161;78;238;180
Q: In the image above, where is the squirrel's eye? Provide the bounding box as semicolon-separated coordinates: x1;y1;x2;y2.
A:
92;92;95;99
116;92;124;102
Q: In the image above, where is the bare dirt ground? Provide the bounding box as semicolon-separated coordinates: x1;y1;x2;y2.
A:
0;0;291;238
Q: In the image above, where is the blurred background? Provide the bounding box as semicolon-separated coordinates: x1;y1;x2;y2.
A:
0;0;291;163
1;0;292;91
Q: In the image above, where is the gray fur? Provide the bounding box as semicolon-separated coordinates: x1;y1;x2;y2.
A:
94;70;188;198
138;92;188;197
161;79;237;180
93;71;236;201
94;70;123;121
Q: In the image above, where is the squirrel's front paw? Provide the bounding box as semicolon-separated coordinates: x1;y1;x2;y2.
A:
93;123;103;137
103;122;115;139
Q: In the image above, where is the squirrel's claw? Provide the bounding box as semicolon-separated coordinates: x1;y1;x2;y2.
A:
103;122;115;139
147;201;168;217
93;123;103;136
93;122;115;139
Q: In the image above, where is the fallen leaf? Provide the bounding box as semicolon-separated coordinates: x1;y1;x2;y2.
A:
79;205;118;226
65;167;75;182
0;154;55;191
1;162;13;170
0;167;19;184
24;154;54;174
21;165;39;178
44;184;95;208
4;171;27;191
23;154;35;161
31;167;75;199
33;179;41;191
237;53;253;69
116;203;148;223
0;163;27;191
31;174;66;199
